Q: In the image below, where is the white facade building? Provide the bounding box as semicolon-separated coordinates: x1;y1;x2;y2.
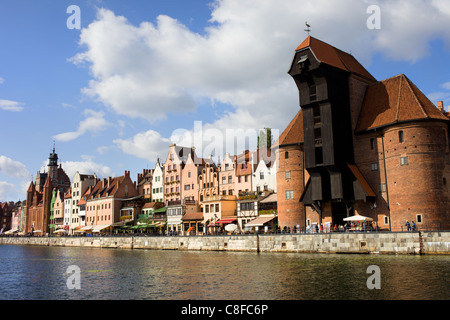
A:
70;172;97;230
152;158;164;203
252;159;277;193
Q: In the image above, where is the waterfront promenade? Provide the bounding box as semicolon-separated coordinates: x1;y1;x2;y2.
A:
1;231;449;255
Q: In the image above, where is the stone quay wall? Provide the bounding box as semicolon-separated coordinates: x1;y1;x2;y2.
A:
1;231;449;255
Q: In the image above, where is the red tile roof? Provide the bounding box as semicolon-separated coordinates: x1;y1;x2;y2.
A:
295;36;376;82
356;74;449;132
272;109;304;148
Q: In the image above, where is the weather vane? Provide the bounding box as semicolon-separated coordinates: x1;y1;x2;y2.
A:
305;21;311;36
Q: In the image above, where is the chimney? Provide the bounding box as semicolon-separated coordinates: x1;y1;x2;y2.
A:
438;101;445;113
108;177;112;186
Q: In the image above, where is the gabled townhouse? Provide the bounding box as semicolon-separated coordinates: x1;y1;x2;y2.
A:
181;150;203;203
151;158;164;203
63;188;72;232
85;171;138;233
71;172;97;229
251;146;277;193
0;202;13;232
52;189;65;232
219;152;236;196
137;169;153;200
10;201;23;233
164;144;194;203
234;150;254;196
198;157;219;204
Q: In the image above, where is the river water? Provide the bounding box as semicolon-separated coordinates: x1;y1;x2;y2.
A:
0;244;448;300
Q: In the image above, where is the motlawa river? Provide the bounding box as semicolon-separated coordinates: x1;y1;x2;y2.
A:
0;244;448;300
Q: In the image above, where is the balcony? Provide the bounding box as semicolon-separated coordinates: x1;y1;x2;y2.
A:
203;195;236;202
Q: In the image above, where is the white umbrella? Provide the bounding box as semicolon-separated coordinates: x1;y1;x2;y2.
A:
225;224;238;232
343;215;373;222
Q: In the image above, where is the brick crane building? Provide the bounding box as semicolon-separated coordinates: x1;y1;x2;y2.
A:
275;36;450;232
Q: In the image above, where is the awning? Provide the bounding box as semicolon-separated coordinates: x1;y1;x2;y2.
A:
182;212;203;221
260;193;277;203
216;218;236;224
4;229;18;234
92;224;111;233
245;215;276;227
152;207;167;213
80;226;93;231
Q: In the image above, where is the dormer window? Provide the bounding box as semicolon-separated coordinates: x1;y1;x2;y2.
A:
298;55;309;71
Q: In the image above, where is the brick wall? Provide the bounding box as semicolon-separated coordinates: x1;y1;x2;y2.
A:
276;145;306;230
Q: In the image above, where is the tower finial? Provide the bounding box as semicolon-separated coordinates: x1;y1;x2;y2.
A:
305;21;311;36
52;139;55;153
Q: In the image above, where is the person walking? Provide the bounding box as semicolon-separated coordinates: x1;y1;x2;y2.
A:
412;221;416;231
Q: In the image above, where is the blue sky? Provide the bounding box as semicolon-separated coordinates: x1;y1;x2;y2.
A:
1;0;450;202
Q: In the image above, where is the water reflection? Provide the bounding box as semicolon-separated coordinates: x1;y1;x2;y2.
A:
0;245;448;300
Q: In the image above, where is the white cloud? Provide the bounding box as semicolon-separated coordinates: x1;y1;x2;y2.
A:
0;100;24;112
0;156;30;179
0;181;17;202
0;77;4;84
442;82;450;90
73;1;450;156
53;109;110;142
113;129;171;161
61;160;115;180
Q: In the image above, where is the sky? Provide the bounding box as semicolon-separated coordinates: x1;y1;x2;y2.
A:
1;0;450;202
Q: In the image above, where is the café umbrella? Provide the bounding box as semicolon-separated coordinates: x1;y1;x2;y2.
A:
343;215;373;222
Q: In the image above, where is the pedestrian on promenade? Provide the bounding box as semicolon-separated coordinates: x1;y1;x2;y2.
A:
412;221;416;231
405;221;411;231
319;224;323;233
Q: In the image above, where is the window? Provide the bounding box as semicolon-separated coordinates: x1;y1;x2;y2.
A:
371;163;378;171
400;156;408;166
228;176;232;184
416;214;423;223
285;151;289;159
228;189;233;195
315;147;323;165
260;172;264;179
384;216;389;225
184;184;190;190
215;204;219;212
222;176;226;184
225;163;229;170
285;171;291;179
379;183;386;192
188;171;191;178
240;202;254;211
399;130;404;143
285;190;294;200
370;138;375;150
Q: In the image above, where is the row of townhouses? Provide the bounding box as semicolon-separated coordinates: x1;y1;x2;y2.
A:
3;141;279;236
